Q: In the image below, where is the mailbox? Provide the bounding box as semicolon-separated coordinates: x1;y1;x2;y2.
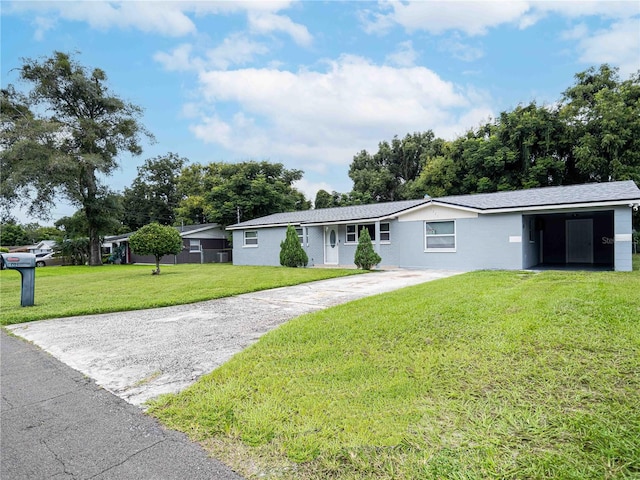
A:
0;253;36;307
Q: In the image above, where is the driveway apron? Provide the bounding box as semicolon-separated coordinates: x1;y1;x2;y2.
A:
6;269;461;407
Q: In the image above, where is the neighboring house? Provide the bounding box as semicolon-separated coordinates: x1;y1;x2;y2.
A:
227;181;640;272
27;240;57;255
103;223;231;265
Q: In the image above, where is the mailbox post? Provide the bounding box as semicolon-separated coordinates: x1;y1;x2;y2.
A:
0;253;36;307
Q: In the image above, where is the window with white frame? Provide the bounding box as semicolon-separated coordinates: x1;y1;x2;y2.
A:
345;223;389;244
189;239;201;252
380;223;390;242
346;225;357;243
295;227;304;246
244;230;258;246
425;221;455;252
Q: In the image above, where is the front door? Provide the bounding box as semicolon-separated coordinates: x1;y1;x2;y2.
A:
566;219;593;263
324;226;339;264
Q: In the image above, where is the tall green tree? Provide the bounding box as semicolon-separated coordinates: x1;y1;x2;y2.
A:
55;193;123;238
314;190;335;209
349;131;446;202
560;65;640;184
442;104;567;195
177;161;310;227
175;164;210;225
123;153;186;230
0;51;152;265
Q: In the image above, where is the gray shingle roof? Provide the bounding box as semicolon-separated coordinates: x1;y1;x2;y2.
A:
435;180;640;210
227;181;640;229
104;223;222;241
228;199;430;229
175;223;221;234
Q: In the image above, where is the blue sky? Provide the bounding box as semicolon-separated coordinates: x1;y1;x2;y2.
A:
2;1;639;224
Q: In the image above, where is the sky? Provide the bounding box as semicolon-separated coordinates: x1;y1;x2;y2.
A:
2;0;640;225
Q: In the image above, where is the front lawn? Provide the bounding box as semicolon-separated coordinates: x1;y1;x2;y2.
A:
150;267;640;479
0;264;362;325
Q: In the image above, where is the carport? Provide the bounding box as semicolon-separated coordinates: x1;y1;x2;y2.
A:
524;210;615;270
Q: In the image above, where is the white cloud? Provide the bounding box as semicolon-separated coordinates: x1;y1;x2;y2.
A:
190;115;234;149
536;1;640;20
359;5;397;35
385;41;418;67
248;11;313;46
154;34;270;72
6;0;304;38
561;23;589;41
189;55;492;170
362;1;531;36
438;34;484;62
32;16;57;41
31;1;198;36
206;33;270;69
360;1;639;36
572;18;640;77
293;178;335;205
153;44;203;72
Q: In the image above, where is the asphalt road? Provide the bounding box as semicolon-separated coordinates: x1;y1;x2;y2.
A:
1;331;244;480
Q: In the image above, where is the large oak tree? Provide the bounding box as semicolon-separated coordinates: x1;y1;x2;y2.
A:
1;51;152;265
176;161;310;227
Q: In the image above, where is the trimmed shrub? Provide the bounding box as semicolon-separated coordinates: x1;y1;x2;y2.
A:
280;225;308;267
129;223;182;274
354;227;381;270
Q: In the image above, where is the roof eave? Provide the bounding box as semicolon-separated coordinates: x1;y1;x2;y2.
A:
462;198;640;214
226;221;303;230
302;215;398;227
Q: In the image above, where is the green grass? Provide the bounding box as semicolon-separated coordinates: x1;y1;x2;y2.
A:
0;264;362;325
150;266;640;479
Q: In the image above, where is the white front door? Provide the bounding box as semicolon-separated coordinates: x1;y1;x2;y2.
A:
324;226;339;264
566;219;593;263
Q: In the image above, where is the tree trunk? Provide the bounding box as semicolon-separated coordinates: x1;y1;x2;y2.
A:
155;256;161;274
88;225;102;266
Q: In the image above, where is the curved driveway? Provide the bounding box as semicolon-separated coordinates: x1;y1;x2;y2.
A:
7;269;461;407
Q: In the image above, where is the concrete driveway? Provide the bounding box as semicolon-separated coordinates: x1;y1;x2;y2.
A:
6;269;462;407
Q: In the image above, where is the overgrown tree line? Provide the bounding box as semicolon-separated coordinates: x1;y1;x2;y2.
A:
174;161;310;227
316;64;640;209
